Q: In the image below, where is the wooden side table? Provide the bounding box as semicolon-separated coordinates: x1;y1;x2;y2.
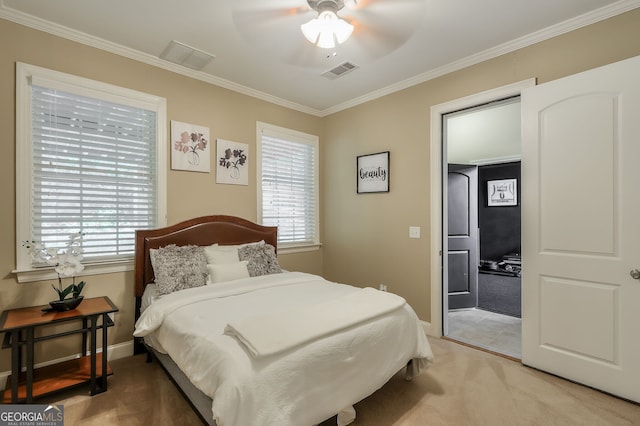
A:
0;296;119;403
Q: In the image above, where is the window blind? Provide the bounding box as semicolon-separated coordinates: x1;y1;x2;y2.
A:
30;85;158;262
260;131;318;246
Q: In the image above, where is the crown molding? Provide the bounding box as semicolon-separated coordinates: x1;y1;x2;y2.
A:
0;3;324;117
2;0;638;118
321;0;640;116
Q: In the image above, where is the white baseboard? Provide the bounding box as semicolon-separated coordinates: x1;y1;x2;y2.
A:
0;340;134;391
106;340;135;361
421;320;436;337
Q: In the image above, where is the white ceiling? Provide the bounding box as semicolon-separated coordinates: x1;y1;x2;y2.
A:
446;98;521;166
2;0;638;116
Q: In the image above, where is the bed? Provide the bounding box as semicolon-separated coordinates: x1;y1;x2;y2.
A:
133;215;433;426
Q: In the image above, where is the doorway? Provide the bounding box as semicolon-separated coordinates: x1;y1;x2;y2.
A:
428;79;535;345
443;97;522;358
430;58;640;400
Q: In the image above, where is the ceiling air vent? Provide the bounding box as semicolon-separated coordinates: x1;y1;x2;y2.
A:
322;62;358;79
160;40;215;71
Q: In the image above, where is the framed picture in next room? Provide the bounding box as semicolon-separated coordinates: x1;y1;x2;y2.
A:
487;178;517;206
357;151;390;193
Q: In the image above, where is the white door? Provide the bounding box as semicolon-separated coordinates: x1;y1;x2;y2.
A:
521;55;640;402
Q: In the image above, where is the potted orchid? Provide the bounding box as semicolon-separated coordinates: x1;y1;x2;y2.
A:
23;232;87;311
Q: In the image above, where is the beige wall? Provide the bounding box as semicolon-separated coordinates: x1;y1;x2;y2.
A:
2;9;640;372
0;19;323;372
321;9;640;322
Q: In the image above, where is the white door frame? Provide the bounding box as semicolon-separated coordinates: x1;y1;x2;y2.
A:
428;78;535;337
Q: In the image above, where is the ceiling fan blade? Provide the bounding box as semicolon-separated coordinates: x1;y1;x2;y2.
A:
232;5;310;29
345;0;426;22
230;1;327;68
346;0;425;11
230;0;427;67
341;0;426;59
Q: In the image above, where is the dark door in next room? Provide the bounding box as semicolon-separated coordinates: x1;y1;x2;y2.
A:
447;164;478;309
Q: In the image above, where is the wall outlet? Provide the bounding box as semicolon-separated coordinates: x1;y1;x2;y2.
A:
409;226;421;239
379;284;388;292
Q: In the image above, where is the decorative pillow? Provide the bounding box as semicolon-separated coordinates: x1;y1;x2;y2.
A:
150;244;208;295
203;244;240;265
207;261;250;283
238;243;282;277
140;284;159;313
203;241;266;264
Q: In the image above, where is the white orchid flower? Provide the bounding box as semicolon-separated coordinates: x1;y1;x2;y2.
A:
68;231;84;242
24;232;86;300
44;248;62;266
54;263;71;277
55;257;84;277
28;241;45;252
70;257;84;273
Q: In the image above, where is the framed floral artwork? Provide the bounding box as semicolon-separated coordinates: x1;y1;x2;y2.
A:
170;120;211;173
216;139;248;185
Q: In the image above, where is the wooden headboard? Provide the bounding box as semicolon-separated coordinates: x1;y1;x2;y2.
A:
134;215;278;298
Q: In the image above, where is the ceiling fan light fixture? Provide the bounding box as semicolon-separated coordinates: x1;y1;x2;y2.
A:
301;0;353;49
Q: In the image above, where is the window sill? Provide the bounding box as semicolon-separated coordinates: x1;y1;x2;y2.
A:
278;243;322;255
14;260;134;283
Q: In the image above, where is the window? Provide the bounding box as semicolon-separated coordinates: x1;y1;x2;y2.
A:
16;63;167;280
257;122;319;251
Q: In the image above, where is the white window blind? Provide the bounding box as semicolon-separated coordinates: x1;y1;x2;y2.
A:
258;123;319;247
30;85;158;262
15;62;166;279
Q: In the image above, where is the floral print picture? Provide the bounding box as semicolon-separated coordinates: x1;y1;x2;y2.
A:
171;120;211;173
216;139;248;185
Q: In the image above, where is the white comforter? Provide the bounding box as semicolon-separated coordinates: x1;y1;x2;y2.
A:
134;272;434;426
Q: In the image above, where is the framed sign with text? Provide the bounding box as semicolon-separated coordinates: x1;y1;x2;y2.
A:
487;178;517;206
357;151;390;193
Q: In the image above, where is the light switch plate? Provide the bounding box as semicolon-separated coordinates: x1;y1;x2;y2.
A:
409;226;421;239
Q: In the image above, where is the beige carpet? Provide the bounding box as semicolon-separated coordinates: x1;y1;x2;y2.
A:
44;338;639;425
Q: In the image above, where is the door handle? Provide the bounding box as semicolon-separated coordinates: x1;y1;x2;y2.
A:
630;269;640;280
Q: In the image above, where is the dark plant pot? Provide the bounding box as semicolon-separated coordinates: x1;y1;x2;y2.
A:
49;296;84;312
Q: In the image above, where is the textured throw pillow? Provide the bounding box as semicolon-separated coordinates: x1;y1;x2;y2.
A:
150;244;208;295
238;243;282;277
207;261;250;283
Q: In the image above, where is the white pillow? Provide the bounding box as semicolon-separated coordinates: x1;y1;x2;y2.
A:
207;261;250;283
140;284;159;313
203;241;266;264
203;244;240;264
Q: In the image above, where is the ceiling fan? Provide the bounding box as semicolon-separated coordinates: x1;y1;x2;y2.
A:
230;0;426;66
300;0;355;49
